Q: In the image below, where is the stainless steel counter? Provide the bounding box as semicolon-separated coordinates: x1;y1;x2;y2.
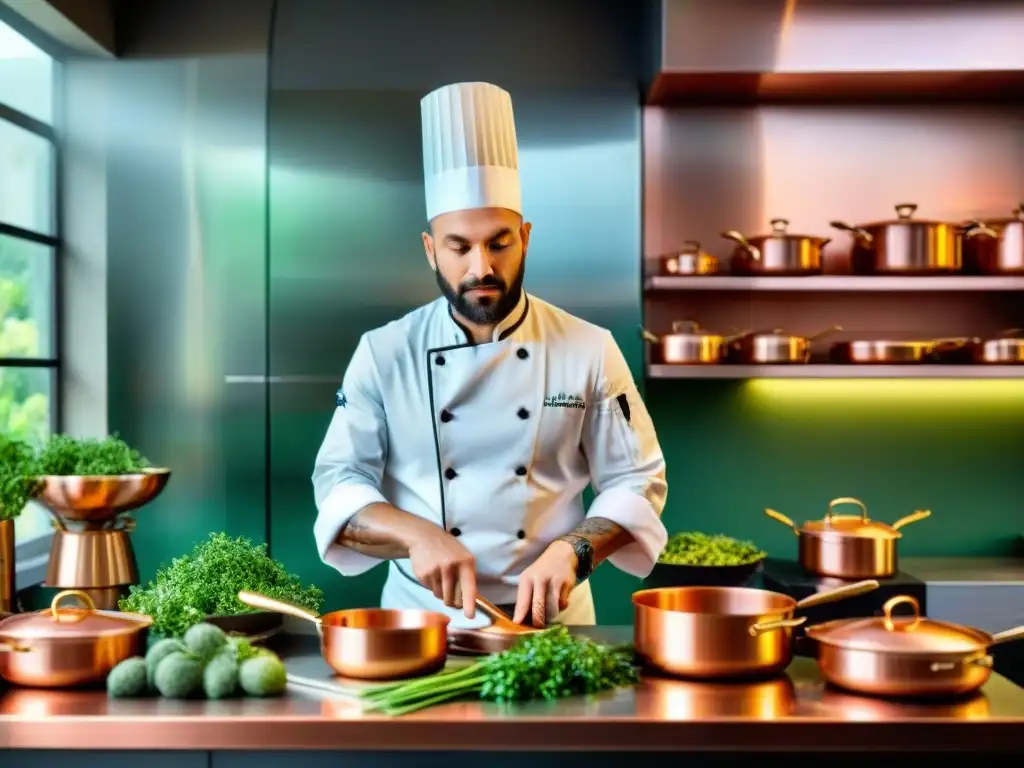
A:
1;630;1023;752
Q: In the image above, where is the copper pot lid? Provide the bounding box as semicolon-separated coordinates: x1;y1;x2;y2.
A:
801;497;930;539
729;218;831;244
0;590;152;640
805;595;995;654
835;203;952;231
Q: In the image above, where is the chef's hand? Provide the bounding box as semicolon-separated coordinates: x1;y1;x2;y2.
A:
407;527;478;619
513;540;577;628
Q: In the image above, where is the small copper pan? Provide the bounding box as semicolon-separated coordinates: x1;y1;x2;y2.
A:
449;597;540;655
632;579;879;680
238;591;449;680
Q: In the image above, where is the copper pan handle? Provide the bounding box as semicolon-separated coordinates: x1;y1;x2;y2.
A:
0;641;31;653
964;220;997;239
721;230;760;260
882;594;922;631
748;617;806;636
989;625;1024;647
795;579;880;611
891;509;931;531
638;326;660;344
829;220;873;244
238;590;322;628
806;325;843;344
930;655;994;673
826;497;868;523
475;597;536;633
764;508;799;536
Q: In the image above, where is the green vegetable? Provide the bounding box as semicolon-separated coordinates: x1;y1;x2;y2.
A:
145;638;186;688
239;654;287;697
203;652;240;699
0;434;39;521
118;532;324;637
658;531;766;567
35;434;150;476
359;626;637;716
153;651;204;699
184;622;228;661
107;657;149;698
225;635;262;663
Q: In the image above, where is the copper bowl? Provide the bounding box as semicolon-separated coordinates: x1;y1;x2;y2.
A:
35;469;171;522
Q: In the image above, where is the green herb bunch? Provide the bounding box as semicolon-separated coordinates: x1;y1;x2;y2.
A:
36;434;151;476
658;531;766;567
360;626;638;716
0;434;39;521
118;532;324;638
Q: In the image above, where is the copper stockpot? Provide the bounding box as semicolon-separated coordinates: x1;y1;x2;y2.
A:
805;594;1024;698
239;591;450;680
657;240;719;276
640;322;738;365
722;218;828;276
726;325;841;364
831;203;961;274
829;337;971;365
962;205;1024;275
971;329;1024;364
764;497;932;579
0;589;152;687
632;579;879;679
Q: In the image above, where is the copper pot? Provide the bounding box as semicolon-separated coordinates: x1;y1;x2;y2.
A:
658;241;719;276
764;497;931;579
831;203;961;274
962;206;1024;275
805;594;1024;698
0;589;152;687
973;329;1024;364
726;326;841;364
830;338;970;365
640;322;737;365
239;591;449;680
632;579;879;679
722;218;828;276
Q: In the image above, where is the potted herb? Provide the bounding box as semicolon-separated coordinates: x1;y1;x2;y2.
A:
0;433;39;614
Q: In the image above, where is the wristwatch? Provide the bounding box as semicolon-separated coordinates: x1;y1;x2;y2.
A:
561;534;595;584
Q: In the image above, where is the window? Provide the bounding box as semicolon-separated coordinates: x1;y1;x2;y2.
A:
0;17;60;587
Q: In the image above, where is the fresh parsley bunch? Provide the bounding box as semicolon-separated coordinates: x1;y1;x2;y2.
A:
36;434;151;476
118;532;324;637
0;434;39;521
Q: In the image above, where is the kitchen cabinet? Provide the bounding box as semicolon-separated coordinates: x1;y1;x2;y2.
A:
642;1;1024;381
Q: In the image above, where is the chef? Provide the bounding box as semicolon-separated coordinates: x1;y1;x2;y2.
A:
313;81;667;630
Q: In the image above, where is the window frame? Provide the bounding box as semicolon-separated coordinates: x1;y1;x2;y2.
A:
0;27;63;588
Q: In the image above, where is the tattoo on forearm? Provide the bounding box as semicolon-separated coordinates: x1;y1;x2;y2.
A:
335;506;410;559
563;516;634;565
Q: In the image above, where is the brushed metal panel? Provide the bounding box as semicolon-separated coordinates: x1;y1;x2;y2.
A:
99;0;273;580
925;585;1024;633
660;0;1024;74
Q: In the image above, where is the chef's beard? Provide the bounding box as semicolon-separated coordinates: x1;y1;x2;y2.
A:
436;257;526;325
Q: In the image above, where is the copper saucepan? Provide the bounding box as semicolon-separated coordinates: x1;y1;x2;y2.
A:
726;326;842;364
0;589;152;688
961;205;1024;275
941;329;1024;365
765;497;932;579
448;597;540;656
722;218;829;276
806;594;1024;698
238;591;449;680
632;579;879;679
829;338;970;365
657;240;719;276
640;322;742;365
831;203;961;274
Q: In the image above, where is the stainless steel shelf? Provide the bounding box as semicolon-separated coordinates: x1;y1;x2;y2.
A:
645;276;1024;292
647;364;1024;379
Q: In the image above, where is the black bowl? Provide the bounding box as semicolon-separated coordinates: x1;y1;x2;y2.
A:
643;557;765;589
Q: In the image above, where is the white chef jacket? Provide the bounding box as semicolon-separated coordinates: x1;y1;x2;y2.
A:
312;291;668;629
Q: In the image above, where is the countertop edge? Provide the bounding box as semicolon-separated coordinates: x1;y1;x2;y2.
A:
3;717;1024;752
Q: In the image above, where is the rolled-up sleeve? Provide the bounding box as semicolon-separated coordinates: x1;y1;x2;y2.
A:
312;334;390;576
581;331;668;577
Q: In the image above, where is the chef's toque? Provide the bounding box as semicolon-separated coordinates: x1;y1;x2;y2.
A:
420;81;522;222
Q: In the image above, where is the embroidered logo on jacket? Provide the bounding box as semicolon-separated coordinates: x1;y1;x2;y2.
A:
336;389;347;408
543;392;585;410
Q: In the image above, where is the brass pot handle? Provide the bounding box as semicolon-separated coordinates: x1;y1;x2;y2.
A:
891;509;931;531
826;497;868;523
965;220;998;239
829;220;873;244
0;641;31;654
680;240;702;252
638;326;660;344
895;203;918;219
989;624;1024;647
671;320;700;334
795;579;879;611
237;590;322;626
882;595;922;632
50;589;97;622
770;218;789;235
749;616;806;636
764;508;799;537
720;230;761;261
